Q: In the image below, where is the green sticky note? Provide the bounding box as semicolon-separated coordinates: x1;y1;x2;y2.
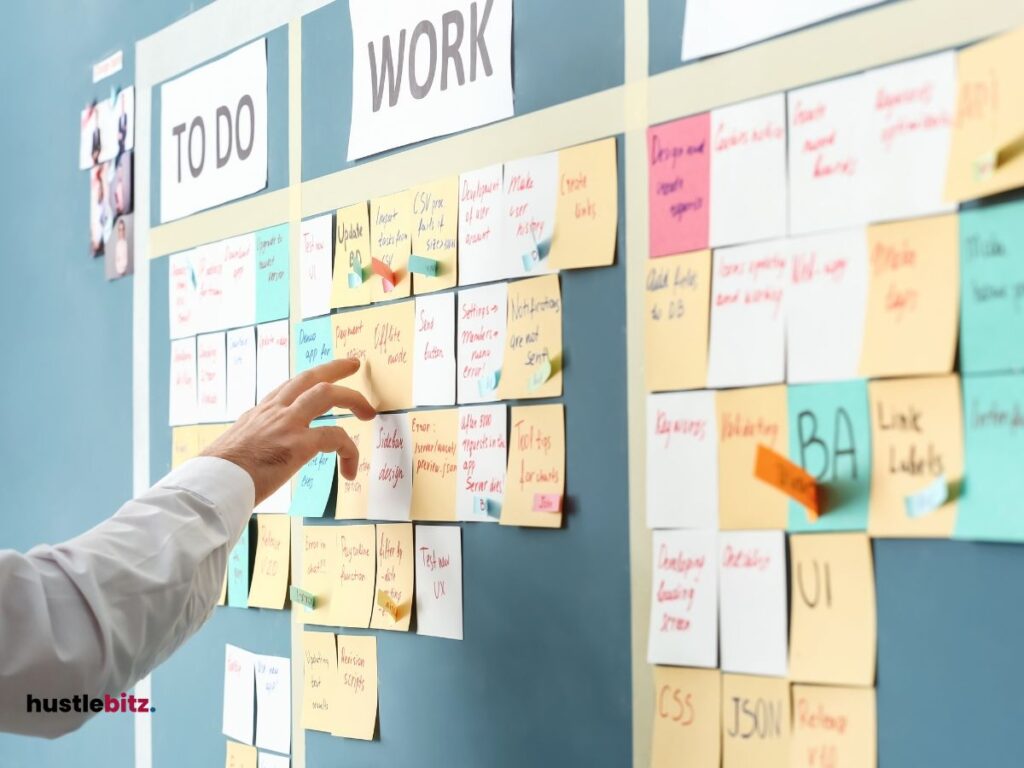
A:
288;418;337;517
408;254;438;276
956;374;1024;542
289;585;316;611
787;380;871;532
294;316;333;374
960;199;1024;374
255;224;290;323
227;528;250;608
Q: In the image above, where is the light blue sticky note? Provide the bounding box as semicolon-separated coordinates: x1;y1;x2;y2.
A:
347;269;364;288
956;373;1024;541
960;199;1024;374
787;380;871;532
408;254;438;276
226;527;249;608
288;419;337;517
294;316;333;375
255;223;290;323
905;475;948;519
476;368;501;397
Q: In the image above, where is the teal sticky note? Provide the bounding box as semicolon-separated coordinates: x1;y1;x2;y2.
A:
289;585;316;611
294;316;333;375
288;418;337;517
226;527;250;608
408;254;438;276
960;199;1024;374
956;374;1024;541
255;223;290;323
787;380;871;532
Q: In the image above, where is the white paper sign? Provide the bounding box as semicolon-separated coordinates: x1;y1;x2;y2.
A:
169;249;198;339
647;529;718;668
256;319;290;403
458;165;505;285
719;530;788;677
788;74;868;235
193;242;226;334
197;331;227;423
456;404;506;522
254;654;290;755
160;38;268;222
456;283;507;404
169;336;198;426
347;0;514;160
221;233;257;329
786;229;869;383
222;644;256;745
368;413;413;521
709;93;788;247
706;240;788;388
414;292;456;406
300;214;333;319
501;153;557;278
414;525;464;640
646;391;718;529
226;326;257;420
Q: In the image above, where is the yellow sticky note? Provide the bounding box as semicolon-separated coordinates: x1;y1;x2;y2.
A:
651;666;721;768
645;251;711;392
247;515;291;610
716;386;789;529
370;190;412;302
548;137;618;269
501;403;566;528
499;274;563;399
332;311;373;408
197;422;230;453
225;740;257;768
370;523;413;631
332;202;372;308
301;630;339;733
301;526;335;625
171;426;201;469
789;533;876;687
334;634;378;740
867;375;963;538
791;685;877;768
336;416;372;520
411;177;458;293
859;215;959;378
722;673;791;768
944;26;1024;202
410;409;458;521
330;523;376;628
366;300;414;412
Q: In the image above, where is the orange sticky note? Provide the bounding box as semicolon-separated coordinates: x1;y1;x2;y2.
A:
754;443;820;518
375;589;399;620
645;250;711;392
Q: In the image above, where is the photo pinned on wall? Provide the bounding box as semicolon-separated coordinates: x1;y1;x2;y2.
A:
89;160;113;257
81;85;134;264
106;213;134;281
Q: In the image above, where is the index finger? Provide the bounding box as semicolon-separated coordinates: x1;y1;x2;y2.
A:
274;358;361;406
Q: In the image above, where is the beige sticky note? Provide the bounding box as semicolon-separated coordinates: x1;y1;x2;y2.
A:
371;523;413;631
410;409;458;521
332;310;373;406
225;740;257;768
334;634;378;740
301;630;339;733
651;666;721;768
172;426;201;469
336;416;372;520
332;202;373;308
645;250;712;392
247;515;291;610
867;375;963;537
789;533;876;687
301;526;336;625
370;190;412;302
717;386;789;529
859;215;959;378
411;177;458;293
501;404;566;528
791;685;877;768
722;673;791;768
366;301;414;412
549;137;618;269
499;275;563;400
330;523;376;628
944;26;1024;202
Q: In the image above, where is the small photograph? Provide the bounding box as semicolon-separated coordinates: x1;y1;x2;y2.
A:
114;150;133;216
79;101;101;170
114;86;135;156
89;161;111;256
106;213;134;280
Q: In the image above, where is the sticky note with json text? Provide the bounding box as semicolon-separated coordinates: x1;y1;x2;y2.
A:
548;137;618;269
722;673;791;768
499;274;563;400
411;176;459;292
410;408;458;522
644;250;711;392
648;114;710;257
501;404;565;528
651;666;721;768
791;685;877;768
334;634;378;740
414;524;464;640
371;523;414;631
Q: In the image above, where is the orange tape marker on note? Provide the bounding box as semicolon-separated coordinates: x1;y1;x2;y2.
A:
376;589;399;620
754;443;820;520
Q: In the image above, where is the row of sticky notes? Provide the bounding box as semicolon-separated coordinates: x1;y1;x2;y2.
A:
648;372;1024;543
222;645;291;756
301;631;378;741
219;515;292;610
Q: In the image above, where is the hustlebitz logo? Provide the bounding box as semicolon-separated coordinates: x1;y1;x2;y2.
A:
26;693;154;714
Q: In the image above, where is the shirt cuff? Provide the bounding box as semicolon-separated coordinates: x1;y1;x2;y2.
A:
155;456;256;540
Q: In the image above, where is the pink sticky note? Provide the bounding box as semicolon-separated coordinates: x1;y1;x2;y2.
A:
532;493;562;513
648;113;711;258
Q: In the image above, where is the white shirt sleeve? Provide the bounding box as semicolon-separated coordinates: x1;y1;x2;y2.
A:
0;456;254;738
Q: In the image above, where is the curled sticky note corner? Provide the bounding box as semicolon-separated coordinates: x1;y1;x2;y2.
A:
289;585;316;612
473;495;501;520
371;257;396;285
753;443;820;517
527;356;554;392
347;269;364;288
904;474;949;519
408;254;438;277
376;589;399;620
532;493;562;513
476;368;501;397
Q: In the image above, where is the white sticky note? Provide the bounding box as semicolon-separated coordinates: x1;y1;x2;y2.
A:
226;326;257;421
222;643;256;746
255;319;290;404
458;164;505;286
169;336;198;427
193;242;226;334
197;331;228;423
414;525;464;640
706;240;788;388
647;529;718;668
254;654;290;755
220;233;257;330
786;229;869;384
456;283;507;404
367;413;413;521
300;214;333;319
501;153;558;278
863;51;957;223
719;530;788;677
168;249;198;339
258;754;290;768
788;74;868;236
646;391;718;529
413;292;456;406
709;93;788;247
456;404;507;522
